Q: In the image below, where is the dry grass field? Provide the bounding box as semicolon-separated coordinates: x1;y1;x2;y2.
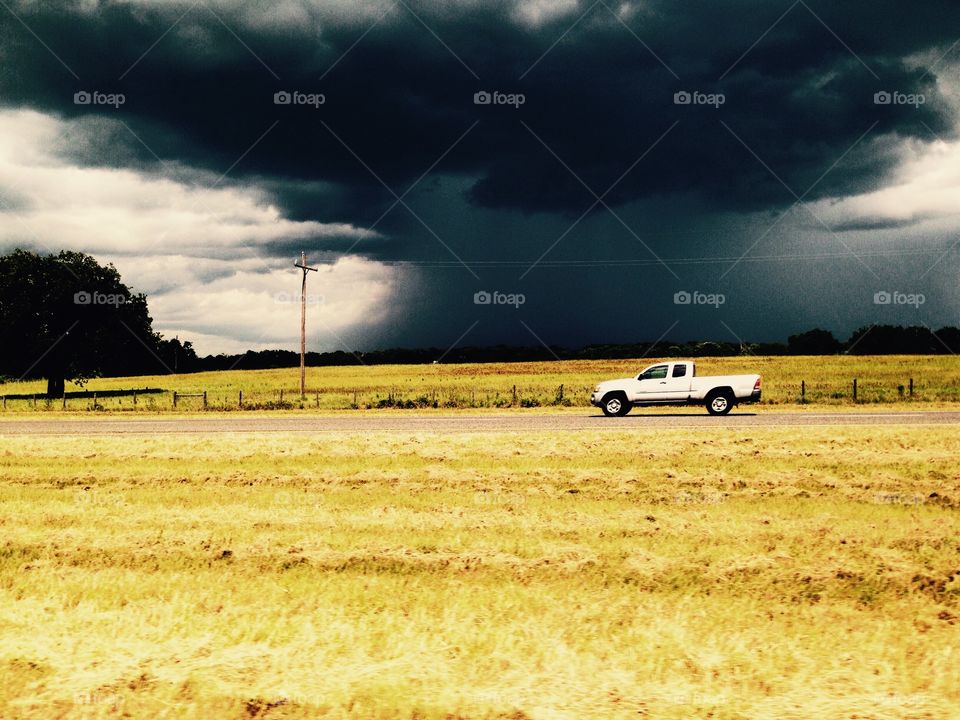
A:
1;425;958;718
1;355;959;411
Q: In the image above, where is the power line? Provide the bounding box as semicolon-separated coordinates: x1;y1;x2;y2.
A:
368;246;956;268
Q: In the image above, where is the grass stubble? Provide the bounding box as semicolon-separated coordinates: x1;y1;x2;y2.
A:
0;426;958;718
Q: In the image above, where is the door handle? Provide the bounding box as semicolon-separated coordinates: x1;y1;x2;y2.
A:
659;381;667;384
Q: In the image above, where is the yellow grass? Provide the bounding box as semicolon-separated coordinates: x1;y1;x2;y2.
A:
1;355;959;411
1;427;958;718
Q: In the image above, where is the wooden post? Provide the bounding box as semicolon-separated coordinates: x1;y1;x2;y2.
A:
62;394;67;410
32;394;36;407
295;251;318;399
512;385;517;406
558;384;564;402
909;378;914;397
801;380;806;403
92;393;97;409
202;391;207;409
853;378;858;402
132;391;137;406
239;391;243;407
279;389;284;404
173;391;178;408
316;390;319;407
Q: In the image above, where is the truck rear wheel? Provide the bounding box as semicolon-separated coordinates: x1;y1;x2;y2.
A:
706;391;734;415
601;393;630;417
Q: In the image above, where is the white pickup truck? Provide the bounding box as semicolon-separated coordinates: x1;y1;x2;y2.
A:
590;361;761;416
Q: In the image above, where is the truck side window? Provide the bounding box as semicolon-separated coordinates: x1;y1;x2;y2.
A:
672;364;686;378
643;365;668;380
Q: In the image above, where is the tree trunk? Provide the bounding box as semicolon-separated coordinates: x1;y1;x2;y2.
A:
46;376;65;398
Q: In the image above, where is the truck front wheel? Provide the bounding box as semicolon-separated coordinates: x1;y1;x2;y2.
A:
706;391;734;415
601;393;631;417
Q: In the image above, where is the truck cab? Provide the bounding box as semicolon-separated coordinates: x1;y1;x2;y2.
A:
631;361;696;403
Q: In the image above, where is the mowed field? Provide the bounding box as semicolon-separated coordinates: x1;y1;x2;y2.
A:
2;355;960;411
1;425;959;719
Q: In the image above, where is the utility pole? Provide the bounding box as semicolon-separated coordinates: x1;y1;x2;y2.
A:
294;251;318;399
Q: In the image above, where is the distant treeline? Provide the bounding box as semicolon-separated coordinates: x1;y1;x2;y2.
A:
166;325;960;375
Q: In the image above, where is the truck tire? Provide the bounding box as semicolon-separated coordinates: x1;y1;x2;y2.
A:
706;390;734;415
601;393;631;417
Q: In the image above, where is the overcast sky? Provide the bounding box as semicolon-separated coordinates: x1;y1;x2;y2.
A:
1;0;958;354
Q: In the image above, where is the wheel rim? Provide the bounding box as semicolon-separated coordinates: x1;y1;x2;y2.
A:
606;398;622;414
711;396;728;412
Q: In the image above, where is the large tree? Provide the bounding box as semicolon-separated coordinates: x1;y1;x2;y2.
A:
0;249;160;396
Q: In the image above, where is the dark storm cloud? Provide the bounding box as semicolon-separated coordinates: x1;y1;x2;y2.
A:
2;0;960;354
1;0;956;230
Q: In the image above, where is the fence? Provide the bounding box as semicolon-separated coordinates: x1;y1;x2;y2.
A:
0;377;943;412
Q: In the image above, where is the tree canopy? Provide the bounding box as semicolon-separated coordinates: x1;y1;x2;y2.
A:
0;249;174;395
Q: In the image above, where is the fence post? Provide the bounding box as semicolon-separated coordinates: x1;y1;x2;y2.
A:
62;394;67;410
801;380;806;403
239;391;243;408
92;393;97;409
316;390;319;407
173;391;178;408
558;384;564;402
279;389;284;404
512;385;517;406
909;378;914;397
203;391;207;409
132;391;137;406
853;378;858;402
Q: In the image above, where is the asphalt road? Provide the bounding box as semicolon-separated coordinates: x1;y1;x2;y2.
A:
1;411;959;435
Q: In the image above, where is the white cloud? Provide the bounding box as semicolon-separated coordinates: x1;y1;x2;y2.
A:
147;257;404;353
0;110;377;257
0;109;406;355
810;136;960;229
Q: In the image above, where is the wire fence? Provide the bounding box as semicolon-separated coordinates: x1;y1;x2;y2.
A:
1;377;954;412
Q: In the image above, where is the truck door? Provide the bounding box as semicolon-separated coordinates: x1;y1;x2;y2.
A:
633;364;670;401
